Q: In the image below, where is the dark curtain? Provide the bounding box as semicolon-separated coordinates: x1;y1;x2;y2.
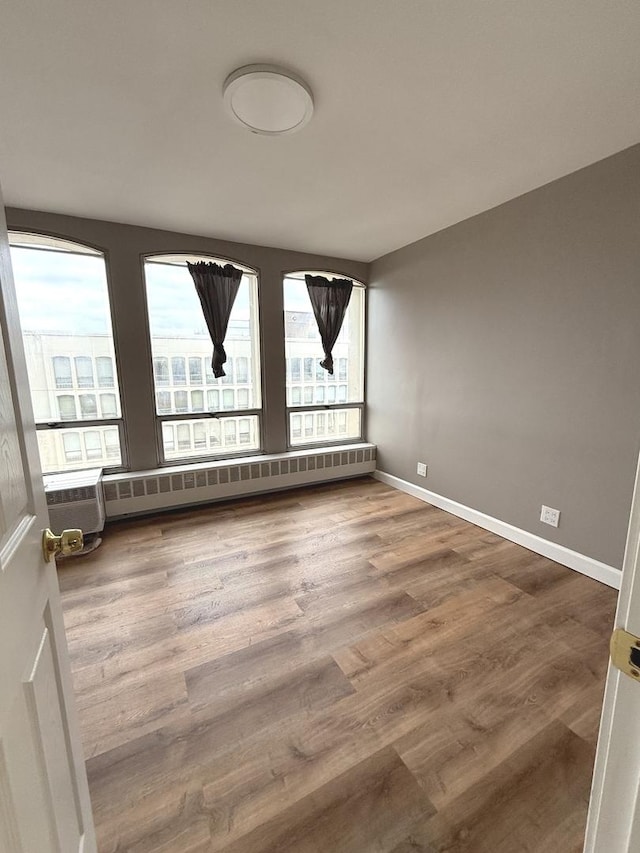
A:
187;261;243;378
305;275;353;375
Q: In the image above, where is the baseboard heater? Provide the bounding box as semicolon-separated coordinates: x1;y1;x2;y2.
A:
102;443;376;518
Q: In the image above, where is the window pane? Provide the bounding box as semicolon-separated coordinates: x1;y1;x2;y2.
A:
75;356;94;388
96;356;114;388
304;386;313;404
10;234;124;473
37;425;122;473
288;408;362;446
291;387;301;405
144;257;261;449
284;277;365;411
189;356;203;384
316;386;325;403
160;416;260;460
53;356;72;389
100;393;117;418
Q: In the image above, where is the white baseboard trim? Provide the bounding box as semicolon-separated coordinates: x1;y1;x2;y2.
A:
373;470;621;590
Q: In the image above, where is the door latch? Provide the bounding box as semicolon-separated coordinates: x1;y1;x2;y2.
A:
610;628;640;680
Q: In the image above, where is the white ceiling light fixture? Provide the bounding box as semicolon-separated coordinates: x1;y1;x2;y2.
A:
223;64;314;136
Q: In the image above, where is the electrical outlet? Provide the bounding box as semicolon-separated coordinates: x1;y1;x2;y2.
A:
540;505;560;527
417;462;427;477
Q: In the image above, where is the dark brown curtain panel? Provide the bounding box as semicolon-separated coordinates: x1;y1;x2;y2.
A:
305;275;353;375
187;261;244;378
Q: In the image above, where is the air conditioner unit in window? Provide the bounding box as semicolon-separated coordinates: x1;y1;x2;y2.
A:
43;469;105;544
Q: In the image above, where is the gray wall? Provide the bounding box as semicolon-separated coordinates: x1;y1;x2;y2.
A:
6;208;367;471
368;144;640;569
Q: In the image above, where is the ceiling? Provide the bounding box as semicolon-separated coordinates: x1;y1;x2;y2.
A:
1;1;639;263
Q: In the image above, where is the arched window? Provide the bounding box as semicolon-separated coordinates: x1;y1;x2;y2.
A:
9;232;124;473
143;254;261;463
283;271;365;447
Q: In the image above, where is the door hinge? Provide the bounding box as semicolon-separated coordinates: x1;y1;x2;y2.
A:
610;628;640;680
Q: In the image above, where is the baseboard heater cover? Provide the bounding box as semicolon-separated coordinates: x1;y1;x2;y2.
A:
103;444;376;517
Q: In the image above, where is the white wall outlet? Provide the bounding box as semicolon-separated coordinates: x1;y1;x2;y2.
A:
540;505;560;527
417;462;427;477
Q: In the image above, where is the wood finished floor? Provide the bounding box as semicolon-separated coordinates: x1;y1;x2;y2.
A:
58;477;618;853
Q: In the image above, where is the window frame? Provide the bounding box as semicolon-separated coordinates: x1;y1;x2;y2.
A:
142;252;264;466
283;270;366;451
8;229;128;474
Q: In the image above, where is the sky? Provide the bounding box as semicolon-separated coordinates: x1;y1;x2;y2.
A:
10;246;323;342
11;247;114;335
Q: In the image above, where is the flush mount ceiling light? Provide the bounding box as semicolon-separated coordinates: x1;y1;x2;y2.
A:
222;64;314;136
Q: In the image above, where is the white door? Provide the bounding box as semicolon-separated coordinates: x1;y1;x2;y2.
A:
585;453;640;852
0;194;96;852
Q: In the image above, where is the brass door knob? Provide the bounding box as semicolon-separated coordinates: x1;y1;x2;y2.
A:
42;528;84;562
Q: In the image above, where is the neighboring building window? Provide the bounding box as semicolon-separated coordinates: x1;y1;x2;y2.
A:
62;433;82;462
10;232;124;473
100;393;117;418
105;428;120;458
174;390;188;413
53;356;72;389
191;390;204;412
194;423;206;449
154;357;169;385
156;391;171;414
79;394;98;419
96;356;114;388
284;272;365;447
84;432;102;460
144;254;261;462
75;356;94;388
189;357;203;384
171;357;186;385
236;357;249;384
58;395;77;421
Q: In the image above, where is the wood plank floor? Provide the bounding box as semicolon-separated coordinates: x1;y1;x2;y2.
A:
58;477;618;853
